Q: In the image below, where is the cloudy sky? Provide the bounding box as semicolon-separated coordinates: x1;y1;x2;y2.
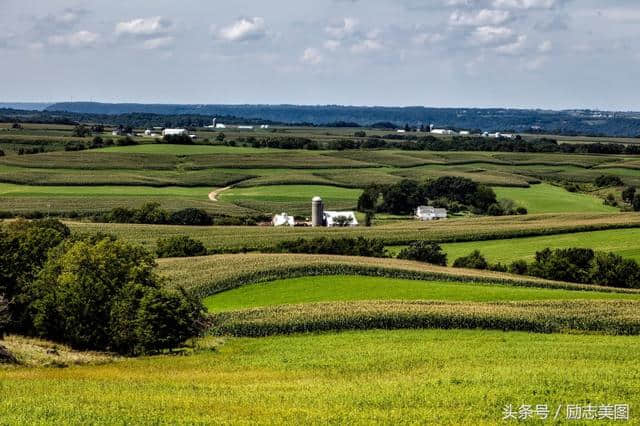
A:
1;0;639;110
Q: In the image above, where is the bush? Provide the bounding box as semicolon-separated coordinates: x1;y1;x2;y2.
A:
515;207;528;215
169;208;213;226
509;259;529;275
31;237;208;354
0;150;4;157
397;242;447;266
156;236;207;258
135;203;169;225
529;248;595;284
453;250;489;270
116;136;137;146
633;194;640;212
622;186;636;204
162;134;194;145
276;237;386;258
595;175;624;187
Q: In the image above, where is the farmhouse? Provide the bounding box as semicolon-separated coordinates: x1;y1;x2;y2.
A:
272;212;295;227
431;129;456;135
416;206;448;221
162;128;188;136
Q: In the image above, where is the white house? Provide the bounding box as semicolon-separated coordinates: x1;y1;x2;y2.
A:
397;129;407;133
215;123;227;129
272;212;295;227
459;130;470;135
162;128;188;136
238;125;254;130
431;129;456;135
324;211;358;227
416;206;447;221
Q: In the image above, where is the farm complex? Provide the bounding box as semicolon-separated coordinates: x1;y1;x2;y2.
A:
1;116;640;422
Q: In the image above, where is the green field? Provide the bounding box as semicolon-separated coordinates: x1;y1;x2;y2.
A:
494;183;618;213
442;227;640;265
203;275;640;312
2;330;638;424
96;144;288;155
0;182;212;198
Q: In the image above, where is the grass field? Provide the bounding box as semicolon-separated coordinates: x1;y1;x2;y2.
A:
494;183;618;213
441;228;640;265
2;329;638;424
0;182;213;198
203;275;640;312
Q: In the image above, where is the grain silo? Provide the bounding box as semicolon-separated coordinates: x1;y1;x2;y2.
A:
312;196;324;227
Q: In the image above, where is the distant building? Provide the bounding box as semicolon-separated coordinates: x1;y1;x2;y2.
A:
260;124;270;129
189;134;198;139
416;206;448;221
324;211;358;227
431;129;456;135
162;128;188;136
397;129;406;133
459;130;470;135
238;125;254;130
272;212;295;227
215;123;226;129
144;129;152;136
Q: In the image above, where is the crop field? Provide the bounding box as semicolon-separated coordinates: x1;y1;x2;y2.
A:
203;275;640;312
68;212;640;252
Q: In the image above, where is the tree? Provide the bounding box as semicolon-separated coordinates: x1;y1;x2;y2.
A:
216;132;226;142
381;179;426;214
590;252;640;289
453;250;489;270
622;186;637;204
509;259;529;275
135;202;169;224
364;211;374;227
595;175;623;187
529;248;595;283
31;237;207;354
72;125;92;137
357;185;383;212
156;236;207;258
0;295;10;339
633;194;640;212
397;242;447;266
169;208;213;226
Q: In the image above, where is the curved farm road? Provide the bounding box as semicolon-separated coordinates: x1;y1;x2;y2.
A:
208;186;232;202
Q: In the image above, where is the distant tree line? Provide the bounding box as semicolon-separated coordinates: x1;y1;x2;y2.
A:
275;237;387;258
357;176;524;216
0;219;207;354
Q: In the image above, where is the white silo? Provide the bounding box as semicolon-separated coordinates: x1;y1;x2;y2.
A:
312;196;324;227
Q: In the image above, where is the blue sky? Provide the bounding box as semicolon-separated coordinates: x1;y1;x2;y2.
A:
1;0;639;110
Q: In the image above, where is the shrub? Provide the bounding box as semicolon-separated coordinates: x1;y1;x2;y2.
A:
515;207;528;215
162;134;194;145
169;208;213;226
487;203;504;216
590;252;640;289
276;237;387;258
0;150;4;157
116;136;137;146
135;203;169;225
156;236;207;258
633;194;640;212
622;186;636;204
529;248;595;284
509;260;529;275
453;250;489;270
595;175;624;187
397;242;447;266
31;237;207;354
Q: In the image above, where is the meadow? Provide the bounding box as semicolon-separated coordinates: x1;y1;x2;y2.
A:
2;330;639;424
441;228;640;265
494;184;618;214
203;275;640;312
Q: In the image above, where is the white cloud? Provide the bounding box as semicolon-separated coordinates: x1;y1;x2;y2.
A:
469;26;515;46
351;39;383;53
142;36;174;50
325;18;358;39
301;47;323;64
538;40;552;52
495;34;527;55
412;32;444;45
217;17;266;42
449;9;511;26
47;31;99;48
324;40;341;51
492;0;556;9
115;17;172;37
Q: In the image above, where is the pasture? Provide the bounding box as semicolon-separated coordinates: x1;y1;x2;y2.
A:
2;330;639;424
442;228;640;265
203;274;640;312
494;183;618;213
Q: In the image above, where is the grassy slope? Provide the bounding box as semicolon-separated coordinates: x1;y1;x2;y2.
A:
1;330;638;424
442;228;640;265
203;275;640;312
494;183;617;213
0;182;212;198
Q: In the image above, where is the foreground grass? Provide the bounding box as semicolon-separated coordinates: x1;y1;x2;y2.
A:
210;300;640;337
203;275;640;312
494;183;617;214
442;227;640;264
1;329;638;424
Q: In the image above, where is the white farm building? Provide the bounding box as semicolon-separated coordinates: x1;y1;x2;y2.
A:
272;213;295;227
324;211;358;227
416;206;447;221
162;128;188;136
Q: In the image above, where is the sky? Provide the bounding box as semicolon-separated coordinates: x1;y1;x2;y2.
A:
1;0;639;110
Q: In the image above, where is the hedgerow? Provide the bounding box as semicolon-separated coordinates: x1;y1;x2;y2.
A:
209;300;640;337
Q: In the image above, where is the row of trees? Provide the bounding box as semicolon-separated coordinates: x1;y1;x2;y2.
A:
357;177;510;216
0;219;208;354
